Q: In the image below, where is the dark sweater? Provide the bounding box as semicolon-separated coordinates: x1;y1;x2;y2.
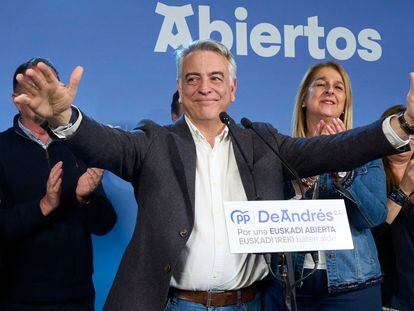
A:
0;115;117;303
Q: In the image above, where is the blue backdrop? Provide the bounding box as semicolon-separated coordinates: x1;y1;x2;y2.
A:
0;1;413;309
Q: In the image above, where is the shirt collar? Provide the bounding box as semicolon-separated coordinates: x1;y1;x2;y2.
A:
18;118;52;148
184;115;229;144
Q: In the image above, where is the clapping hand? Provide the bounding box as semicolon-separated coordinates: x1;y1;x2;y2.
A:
76;168;104;204
40;161;63;216
313;118;346;136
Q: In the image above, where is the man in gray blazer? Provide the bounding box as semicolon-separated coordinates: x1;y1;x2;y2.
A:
13;39;414;311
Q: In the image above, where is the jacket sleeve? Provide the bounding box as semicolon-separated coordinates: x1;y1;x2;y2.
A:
65;115;156;182
78;182;117;236
260;120;405;178
338;159;387;229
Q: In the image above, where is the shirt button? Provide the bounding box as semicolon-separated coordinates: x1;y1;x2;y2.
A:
164;264;171;273
179;229;188;238
327;252;334;259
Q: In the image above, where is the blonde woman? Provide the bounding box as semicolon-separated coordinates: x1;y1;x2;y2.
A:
291;62;386;310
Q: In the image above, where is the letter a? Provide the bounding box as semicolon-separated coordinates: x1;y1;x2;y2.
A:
154;2;194;52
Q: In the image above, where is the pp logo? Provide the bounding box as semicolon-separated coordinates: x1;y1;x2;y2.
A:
231;210;251;225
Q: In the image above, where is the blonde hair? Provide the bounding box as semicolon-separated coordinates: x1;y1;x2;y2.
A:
292;62;353;138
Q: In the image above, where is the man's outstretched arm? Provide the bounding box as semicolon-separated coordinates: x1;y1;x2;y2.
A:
13;62;414;142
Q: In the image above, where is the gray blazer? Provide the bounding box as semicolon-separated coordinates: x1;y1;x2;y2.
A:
66;115;397;311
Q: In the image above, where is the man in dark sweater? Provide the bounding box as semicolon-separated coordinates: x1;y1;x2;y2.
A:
0;58;117;310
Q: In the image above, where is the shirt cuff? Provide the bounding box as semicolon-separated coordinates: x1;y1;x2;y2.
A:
382;115;409;149
50;106;83;139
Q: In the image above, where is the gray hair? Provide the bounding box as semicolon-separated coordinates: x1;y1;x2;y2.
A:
175;39;237;85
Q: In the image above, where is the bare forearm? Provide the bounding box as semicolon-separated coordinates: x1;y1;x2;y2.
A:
386;199;401;224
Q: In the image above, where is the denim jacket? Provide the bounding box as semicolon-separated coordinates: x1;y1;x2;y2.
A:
293;159;387;293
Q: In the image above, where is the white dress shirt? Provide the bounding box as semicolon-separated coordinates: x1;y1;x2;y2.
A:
170;117;268;290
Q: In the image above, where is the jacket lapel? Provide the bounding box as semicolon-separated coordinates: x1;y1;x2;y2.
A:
168;117;197;218
227;119;257;201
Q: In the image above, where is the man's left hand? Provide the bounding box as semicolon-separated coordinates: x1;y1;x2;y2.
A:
14;63;83;127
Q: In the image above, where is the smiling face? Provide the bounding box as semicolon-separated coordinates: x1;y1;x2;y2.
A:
304;67;346;122
178;50;236;129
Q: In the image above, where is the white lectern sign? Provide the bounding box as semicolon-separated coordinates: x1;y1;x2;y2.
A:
223;199;353;253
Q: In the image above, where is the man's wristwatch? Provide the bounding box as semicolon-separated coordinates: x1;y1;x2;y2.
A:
397;111;414;135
